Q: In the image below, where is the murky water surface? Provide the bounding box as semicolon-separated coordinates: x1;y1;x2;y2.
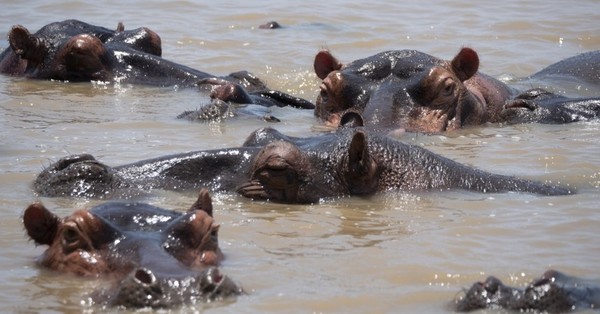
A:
1;0;599;313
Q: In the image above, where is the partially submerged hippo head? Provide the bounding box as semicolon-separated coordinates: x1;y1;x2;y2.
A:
23;189;242;308
237;128;382;203
1;19;162;81
238;127;572;203
314;48;511;132
34;154;126;198
454;270;600;312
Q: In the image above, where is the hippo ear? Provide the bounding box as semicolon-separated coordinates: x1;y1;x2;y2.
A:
340;111;364;128
23;203;60;245
348;131;369;172
188;188;213;217
8;25;40;58
450;47;479;82
314;50;343;80
346;130;379;195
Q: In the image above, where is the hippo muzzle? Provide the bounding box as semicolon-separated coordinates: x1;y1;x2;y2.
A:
102;267;242;308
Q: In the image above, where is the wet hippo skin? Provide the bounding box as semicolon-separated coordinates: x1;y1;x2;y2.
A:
454;270;600;313
314;48;600;132
22;188;242;308
0;19;315;111
33;127;573;203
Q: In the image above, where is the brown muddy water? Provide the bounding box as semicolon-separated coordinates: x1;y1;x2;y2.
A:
1;0;599;313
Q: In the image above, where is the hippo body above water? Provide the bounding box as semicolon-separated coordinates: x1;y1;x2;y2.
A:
314;48;600;132
0;19;314;111
34;127;572;203
23;189;242;308
454;270;600;313
0;19;208;86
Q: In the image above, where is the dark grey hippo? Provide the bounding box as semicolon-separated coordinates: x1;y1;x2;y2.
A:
33;127;572;203
313;48;600;132
0;19;314;111
23;188;242;308
454;270;600;313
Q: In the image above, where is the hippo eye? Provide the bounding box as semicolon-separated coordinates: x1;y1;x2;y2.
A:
210;229;218;242
441;80;455;97
319;89;329;103
62;226;82;251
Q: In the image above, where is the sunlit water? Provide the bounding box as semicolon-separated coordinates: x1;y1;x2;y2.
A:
1;0;599;313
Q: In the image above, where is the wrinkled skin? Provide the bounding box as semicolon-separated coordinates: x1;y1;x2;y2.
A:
314;48;600;132
22;189;242;308
34;128;572;203
237;127;572;202
0;20;314;110
454;270;600;313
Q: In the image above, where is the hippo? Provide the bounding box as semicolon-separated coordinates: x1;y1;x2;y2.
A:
454;270;600;313
22;188;242;308
33;127;571;203
178;77;315;122
0;19;167;82
258;21;283;30
313;48;600;132
0;19;314;110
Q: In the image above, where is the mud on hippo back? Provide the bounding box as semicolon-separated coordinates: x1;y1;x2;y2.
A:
314;48;600;132
22;188;242;308
454;269;600;312
33;126;572;203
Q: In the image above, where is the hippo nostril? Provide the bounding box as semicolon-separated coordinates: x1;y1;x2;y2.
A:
207;267;223;284
133;268;155;285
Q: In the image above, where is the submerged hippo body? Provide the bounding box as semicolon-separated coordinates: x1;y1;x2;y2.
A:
455;270;600;313
23;189;242;308
0;20;314;110
314;48;600;132
34;128;571;203
0;19;180;83
0;19;215;86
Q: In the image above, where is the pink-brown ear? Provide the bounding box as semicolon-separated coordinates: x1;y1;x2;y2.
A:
9;25;46;64
188;188;213;217
9;25;35;56
450;47;479;82
314;49;343;80
23;203;60;245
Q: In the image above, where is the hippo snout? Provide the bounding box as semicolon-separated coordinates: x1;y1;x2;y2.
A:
106;267;242;308
33;154;120;197
199;267;242;299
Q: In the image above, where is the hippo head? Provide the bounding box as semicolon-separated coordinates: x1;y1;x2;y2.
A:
2;20;162;81
8;24;112;81
314;48;487;132
237;128;381;203
34;154;124;198
22;189;240;308
454;270;578;312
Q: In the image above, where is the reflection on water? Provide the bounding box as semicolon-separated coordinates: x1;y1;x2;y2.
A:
1;0;599;312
